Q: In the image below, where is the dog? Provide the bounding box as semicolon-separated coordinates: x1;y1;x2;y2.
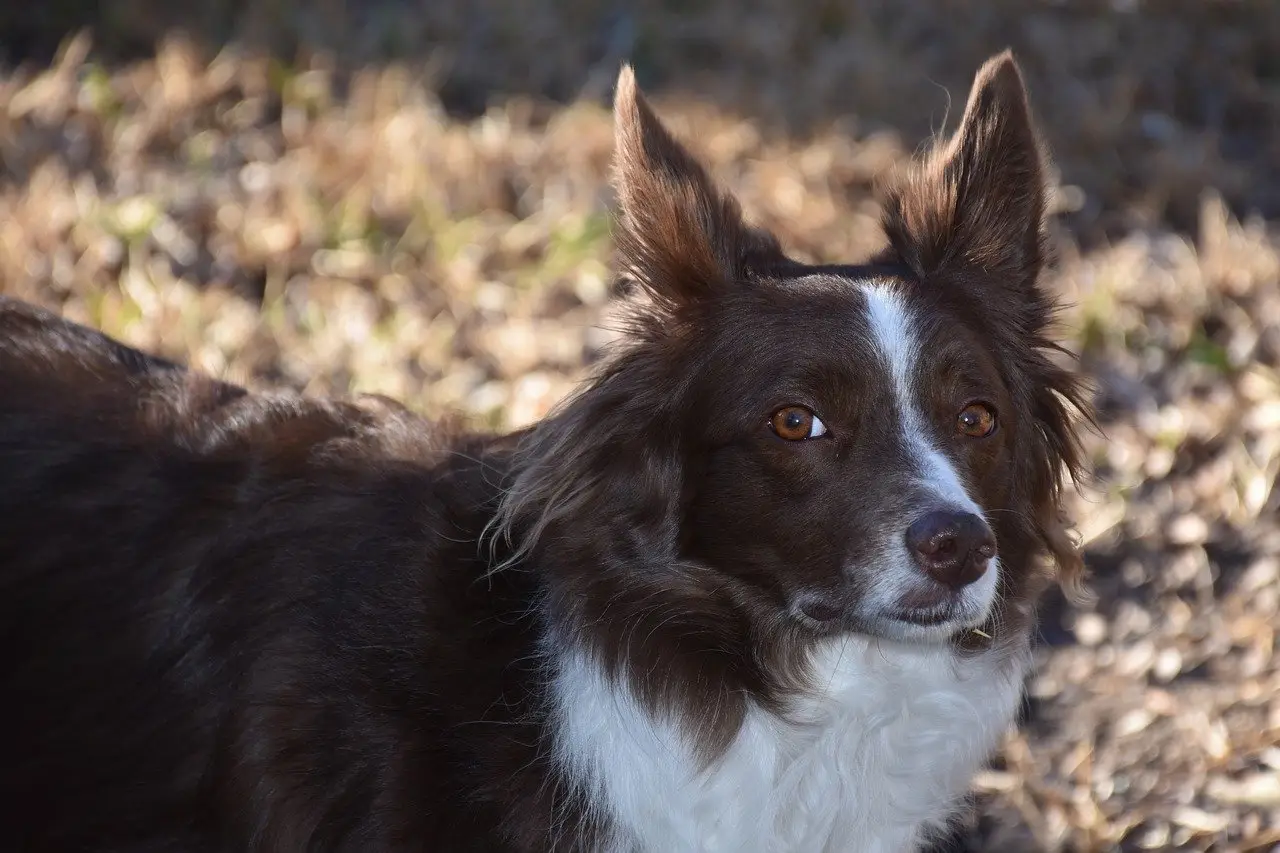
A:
0;50;1088;852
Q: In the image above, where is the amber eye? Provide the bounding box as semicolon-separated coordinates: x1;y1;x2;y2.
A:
769;406;828;441
956;402;997;438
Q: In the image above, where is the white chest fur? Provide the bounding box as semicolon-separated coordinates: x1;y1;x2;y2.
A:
550;636;1030;853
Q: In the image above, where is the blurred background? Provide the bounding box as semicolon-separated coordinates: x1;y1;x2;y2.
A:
1;1;1278;849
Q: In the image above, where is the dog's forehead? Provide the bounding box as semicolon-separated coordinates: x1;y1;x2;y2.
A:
772;266;913;299
777;268;976;349
763;269;988;387
774;270;920;332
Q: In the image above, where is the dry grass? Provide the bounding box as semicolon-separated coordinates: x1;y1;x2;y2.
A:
2;2;1279;850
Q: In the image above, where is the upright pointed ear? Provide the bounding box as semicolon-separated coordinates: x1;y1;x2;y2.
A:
878;50;1049;298
612;65;781;313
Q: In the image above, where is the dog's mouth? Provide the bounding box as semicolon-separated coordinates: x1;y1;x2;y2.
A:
889;604;955;626
869;601;992;644
793;584;993;644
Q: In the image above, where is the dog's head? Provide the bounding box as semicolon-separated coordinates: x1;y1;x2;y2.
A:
494;51;1089;696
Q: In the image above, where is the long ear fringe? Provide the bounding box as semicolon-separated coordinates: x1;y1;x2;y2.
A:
1029;296;1099;603
482;349;685;573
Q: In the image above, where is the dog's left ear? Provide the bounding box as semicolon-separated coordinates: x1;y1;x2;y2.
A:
612;65;781;313
878;50;1049;310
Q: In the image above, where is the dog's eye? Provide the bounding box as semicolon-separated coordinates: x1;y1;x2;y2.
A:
770;406;828;441
956;402;997;438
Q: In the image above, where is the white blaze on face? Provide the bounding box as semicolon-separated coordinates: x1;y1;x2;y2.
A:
857;280;1000;628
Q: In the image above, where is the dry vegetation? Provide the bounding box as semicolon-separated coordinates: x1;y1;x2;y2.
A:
2;1;1279;850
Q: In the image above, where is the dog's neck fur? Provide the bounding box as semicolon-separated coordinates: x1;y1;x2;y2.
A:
547;624;1030;853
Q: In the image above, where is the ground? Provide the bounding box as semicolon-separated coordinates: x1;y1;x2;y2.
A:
1;2;1279;850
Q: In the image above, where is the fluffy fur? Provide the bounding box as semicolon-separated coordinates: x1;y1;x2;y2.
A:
0;50;1088;852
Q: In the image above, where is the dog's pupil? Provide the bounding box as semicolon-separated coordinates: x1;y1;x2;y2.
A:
787;412;804;430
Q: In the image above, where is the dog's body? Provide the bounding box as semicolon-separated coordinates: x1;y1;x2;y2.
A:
0;53;1087;852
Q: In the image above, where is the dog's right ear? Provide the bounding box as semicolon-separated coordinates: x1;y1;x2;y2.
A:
612;66;780;314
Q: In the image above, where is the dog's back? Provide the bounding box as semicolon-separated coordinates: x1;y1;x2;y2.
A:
0;298;554;851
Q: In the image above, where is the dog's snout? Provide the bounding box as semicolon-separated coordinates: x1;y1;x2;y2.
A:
904;510;996;589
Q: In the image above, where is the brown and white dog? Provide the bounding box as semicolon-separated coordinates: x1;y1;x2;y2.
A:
0;51;1088;852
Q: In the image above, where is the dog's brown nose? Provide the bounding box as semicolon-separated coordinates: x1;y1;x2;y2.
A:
905;510;996;589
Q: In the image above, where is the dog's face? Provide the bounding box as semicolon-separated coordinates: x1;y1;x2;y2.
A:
678;276;1020;643
498;52;1086;656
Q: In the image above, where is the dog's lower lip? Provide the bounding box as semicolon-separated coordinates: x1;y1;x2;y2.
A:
892;607;954;626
